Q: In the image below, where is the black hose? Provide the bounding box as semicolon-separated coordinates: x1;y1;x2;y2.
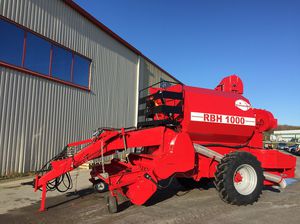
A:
36;146;68;173
36;145;73;192
37;172;73;192
55;173;73;193
157;175;177;189
36;126;133;193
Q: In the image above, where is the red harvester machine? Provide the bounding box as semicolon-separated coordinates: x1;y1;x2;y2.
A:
34;75;296;213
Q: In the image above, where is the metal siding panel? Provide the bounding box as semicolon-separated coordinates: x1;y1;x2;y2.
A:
0;0;139;175
0;0;175;176
139;58;177;92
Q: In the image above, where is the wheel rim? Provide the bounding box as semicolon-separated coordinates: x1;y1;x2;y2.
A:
95;182;105;191
233;164;257;195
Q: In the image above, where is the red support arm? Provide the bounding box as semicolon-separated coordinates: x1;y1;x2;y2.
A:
35;127;165;211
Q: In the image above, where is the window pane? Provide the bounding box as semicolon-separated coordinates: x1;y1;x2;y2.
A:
73;55;90;88
24;33;51;75
51;45;72;81
0;19;24;66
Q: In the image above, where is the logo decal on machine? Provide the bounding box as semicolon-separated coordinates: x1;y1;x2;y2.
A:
190;112;256;126
235;99;251;111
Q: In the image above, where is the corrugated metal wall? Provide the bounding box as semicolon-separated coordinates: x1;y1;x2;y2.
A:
0;0;177;176
139;58;177;92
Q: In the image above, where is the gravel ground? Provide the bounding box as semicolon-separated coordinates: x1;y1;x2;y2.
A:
0;151;299;224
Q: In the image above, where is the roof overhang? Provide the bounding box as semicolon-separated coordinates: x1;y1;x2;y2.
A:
63;0;182;84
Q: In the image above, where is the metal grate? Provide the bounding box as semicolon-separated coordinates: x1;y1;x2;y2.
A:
137;81;183;128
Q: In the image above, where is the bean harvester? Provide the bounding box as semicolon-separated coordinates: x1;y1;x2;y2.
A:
34;75;296;213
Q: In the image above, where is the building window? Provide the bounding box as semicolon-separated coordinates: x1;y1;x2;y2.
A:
0;17;91;90
24;32;51;75
73;54;90;88
51;45;72;82
0;19;24;66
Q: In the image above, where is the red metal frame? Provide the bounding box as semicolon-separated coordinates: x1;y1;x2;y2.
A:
34;75;296;212
70;53;74;82
49;46;53;77
0;15;91;91
21;31;27;67
35;125;296;211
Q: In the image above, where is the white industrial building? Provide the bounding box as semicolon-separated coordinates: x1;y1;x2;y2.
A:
0;0;180;176
273;130;300;142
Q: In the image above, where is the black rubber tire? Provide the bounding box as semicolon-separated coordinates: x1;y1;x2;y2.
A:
214;151;264;205
106;195;118;213
93;179;108;193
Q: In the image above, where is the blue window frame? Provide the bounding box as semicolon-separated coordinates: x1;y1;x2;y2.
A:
73;54;90;88
0;19;24;66
0;17;91;90
51;45;72;82
24;32;51;75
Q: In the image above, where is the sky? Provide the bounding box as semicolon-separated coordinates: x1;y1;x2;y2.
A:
75;0;300;126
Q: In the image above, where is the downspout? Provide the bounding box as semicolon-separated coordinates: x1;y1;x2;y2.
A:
134;55;141;127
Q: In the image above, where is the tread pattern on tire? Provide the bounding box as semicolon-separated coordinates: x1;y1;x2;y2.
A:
106;195;118;213
214;151;264;205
